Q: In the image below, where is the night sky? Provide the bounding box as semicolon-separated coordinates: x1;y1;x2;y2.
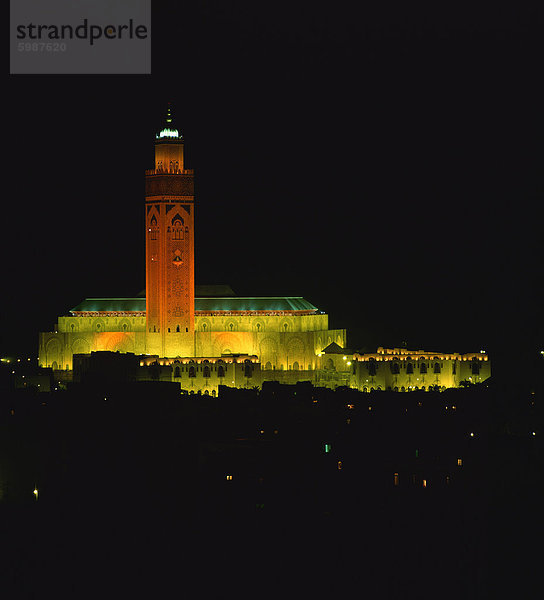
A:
4;2;543;374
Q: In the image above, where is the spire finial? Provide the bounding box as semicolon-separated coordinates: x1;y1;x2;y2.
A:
156;102;182;140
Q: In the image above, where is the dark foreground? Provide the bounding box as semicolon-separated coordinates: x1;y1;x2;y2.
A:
1;380;542;599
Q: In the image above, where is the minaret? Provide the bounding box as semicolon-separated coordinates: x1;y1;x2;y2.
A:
145;104;195;357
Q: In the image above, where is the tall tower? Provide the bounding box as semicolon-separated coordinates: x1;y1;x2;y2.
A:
145;105;195;357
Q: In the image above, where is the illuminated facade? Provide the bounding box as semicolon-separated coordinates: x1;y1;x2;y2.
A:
38;107;346;388
38;108;489;393
315;346;491;391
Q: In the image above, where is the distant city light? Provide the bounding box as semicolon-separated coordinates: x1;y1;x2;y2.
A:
33;488;38;500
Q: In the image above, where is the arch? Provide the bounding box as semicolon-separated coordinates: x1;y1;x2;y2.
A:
171;213;184;227
103;333;135;353
198;319;211;332
292;361;300;371
213;333;241;356
72;338;90;355
286;337;305;365
119;319;131;332
225;320;237;332
367;360;377;376
203;365;211;378
46;338;61;369
264;361;272;370
259;337;278;367
253;319;265;333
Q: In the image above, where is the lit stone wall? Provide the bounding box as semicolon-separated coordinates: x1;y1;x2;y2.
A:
350;348;491;391
39;317;147;370
138;355;261;395
39;312;346;373
195;312;345;371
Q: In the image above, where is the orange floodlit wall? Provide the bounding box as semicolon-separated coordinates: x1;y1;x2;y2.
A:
145;134;195;358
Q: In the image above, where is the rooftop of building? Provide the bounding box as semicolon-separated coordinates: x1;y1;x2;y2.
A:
69;293;320;315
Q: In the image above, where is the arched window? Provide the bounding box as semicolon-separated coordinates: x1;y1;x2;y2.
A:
420;362;427;374
171;214;184;240
367;358;377;376
188;365;196;377
471;358;481;375
174;366;181;377
149;215;159;240
434;362;441;374
217;364;225;378
406;362;414;374
390;359;400;374
203;365;211;378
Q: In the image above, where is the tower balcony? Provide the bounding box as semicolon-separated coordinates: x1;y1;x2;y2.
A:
145;168;194;176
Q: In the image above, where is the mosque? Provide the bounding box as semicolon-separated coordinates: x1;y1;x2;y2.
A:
38;108;490;393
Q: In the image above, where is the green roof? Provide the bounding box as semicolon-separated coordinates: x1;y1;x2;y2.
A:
195;297;317;312
70;296;319;313
70;298;146;312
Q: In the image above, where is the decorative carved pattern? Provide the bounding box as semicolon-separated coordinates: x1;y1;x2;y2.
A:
145;174;194;197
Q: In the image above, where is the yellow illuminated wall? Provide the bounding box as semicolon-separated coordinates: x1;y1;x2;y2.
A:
38;312;345;372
